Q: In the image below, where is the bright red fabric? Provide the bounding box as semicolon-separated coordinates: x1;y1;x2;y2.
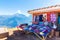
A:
47;13;51;22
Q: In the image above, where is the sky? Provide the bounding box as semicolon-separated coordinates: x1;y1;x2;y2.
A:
0;0;60;17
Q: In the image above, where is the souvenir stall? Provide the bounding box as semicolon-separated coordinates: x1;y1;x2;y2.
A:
28;5;60;40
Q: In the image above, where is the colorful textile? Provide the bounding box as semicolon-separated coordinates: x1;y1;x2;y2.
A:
19;22;51;37
50;13;56;23
58;16;60;24
43;13;47;20
47;13;51;22
39;22;44;26
44;21;48;26
47;12;56;23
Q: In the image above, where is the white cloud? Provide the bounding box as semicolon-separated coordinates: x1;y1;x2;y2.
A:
24;13;30;17
16;10;30;17
17;10;21;14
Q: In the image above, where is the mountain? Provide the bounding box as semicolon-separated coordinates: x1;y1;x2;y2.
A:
0;13;32;28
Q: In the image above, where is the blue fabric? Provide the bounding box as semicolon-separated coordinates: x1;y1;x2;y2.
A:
23;23;51;37
58;17;60;24
39;22;44;26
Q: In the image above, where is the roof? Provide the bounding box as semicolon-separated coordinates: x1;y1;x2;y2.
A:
28;5;60;14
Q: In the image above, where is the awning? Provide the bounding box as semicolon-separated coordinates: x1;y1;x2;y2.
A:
28;5;60;14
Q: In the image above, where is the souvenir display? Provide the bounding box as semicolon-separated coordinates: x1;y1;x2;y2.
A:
17;12;57;40
50;13;56;23
43;13;47;20
44;21;48;26
39;22;44;26
23;22;51;37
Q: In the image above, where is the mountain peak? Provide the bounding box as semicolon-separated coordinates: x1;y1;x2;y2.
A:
0;13;32;28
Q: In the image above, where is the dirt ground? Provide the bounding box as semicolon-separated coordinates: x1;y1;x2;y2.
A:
6;30;60;40
6;30;40;40
0;28;60;40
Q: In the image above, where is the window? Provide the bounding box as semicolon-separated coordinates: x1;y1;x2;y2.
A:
33;15;43;22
